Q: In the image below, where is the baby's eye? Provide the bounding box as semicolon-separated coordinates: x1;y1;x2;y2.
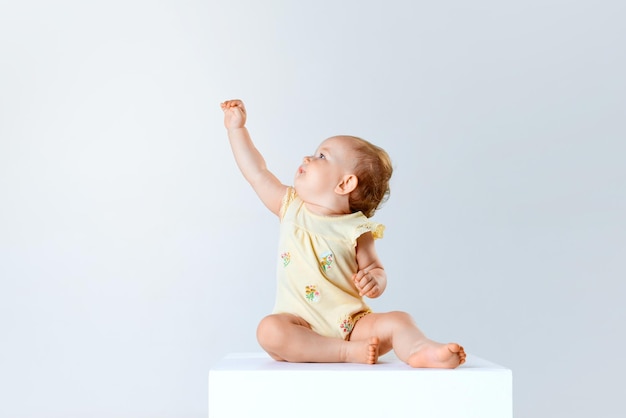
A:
318;153;326;159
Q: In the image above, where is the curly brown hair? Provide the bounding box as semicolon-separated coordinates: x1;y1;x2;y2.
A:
344;136;393;218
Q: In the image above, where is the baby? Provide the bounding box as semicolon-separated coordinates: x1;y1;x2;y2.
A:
222;99;466;368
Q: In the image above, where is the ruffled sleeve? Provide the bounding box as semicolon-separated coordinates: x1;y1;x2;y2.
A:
352;221;385;245
279;187;297;220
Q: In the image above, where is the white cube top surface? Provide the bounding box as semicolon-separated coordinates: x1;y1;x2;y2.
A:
211;352;509;373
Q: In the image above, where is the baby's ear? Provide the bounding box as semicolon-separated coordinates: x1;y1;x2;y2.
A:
335;174;358;195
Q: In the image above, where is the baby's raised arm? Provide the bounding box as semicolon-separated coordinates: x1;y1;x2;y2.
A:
221;100;287;216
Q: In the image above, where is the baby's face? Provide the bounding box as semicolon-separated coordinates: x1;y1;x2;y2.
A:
294;136;358;201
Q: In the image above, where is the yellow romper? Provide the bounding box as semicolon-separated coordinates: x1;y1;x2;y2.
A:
273;187;385;340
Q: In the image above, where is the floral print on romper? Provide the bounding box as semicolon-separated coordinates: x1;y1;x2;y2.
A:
319;251;334;272
280;252;291;267
305;285;320;303
339;316;354;335
340;311;370;337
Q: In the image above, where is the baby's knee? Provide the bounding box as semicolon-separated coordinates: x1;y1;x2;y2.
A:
256;315;288;349
387;311;416;326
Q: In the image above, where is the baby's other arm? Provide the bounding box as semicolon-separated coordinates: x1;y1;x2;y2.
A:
221;99;287;216
353;232;387;298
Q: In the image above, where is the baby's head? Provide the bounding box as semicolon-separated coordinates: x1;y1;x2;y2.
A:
342;136;393;217
295;135;392;218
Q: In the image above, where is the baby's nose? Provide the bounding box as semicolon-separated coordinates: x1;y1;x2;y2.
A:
303;156;311;163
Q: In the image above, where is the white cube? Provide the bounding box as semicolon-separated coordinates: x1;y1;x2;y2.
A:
209;352;512;418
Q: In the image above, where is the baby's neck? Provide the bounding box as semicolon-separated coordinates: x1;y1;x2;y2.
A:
303;201;351;217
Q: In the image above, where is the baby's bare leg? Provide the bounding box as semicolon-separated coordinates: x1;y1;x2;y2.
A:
257;313;379;364
350;311;466;368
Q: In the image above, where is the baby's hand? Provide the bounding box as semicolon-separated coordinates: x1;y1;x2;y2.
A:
221;99;247;130
353;268;383;298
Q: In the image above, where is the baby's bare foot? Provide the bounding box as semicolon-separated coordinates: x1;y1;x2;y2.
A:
408;342;465;368
345;336;380;364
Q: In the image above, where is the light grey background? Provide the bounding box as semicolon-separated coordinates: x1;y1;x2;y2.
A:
1;1;624;417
